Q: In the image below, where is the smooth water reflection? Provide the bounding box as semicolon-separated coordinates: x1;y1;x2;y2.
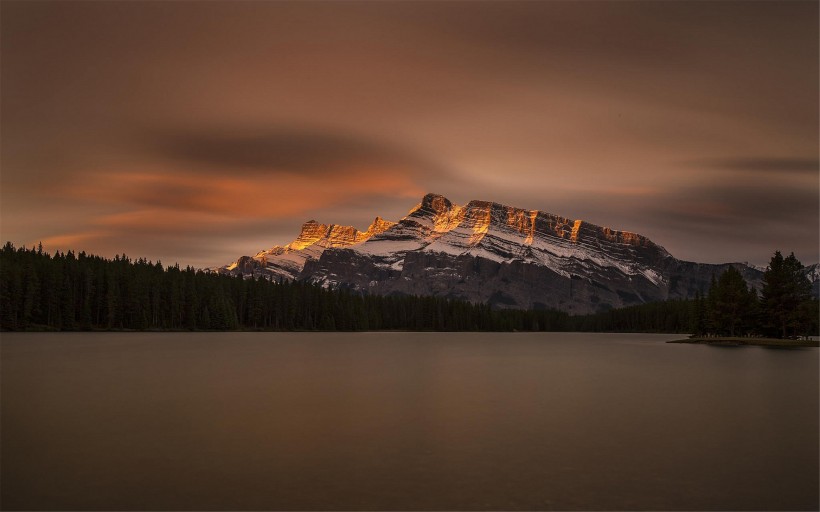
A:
2;332;818;510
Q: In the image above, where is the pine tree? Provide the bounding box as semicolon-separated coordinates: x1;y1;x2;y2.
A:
691;291;706;335
705;274;718;336
761;251;812;338
710;266;751;337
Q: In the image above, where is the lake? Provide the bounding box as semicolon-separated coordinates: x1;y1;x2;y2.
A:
1;332;817;510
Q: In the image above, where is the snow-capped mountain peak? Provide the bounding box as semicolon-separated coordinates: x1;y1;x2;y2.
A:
220;193;814;313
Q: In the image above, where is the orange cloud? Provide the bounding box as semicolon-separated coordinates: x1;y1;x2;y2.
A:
63;165;424;219
32;163;426;263
39;230;111;249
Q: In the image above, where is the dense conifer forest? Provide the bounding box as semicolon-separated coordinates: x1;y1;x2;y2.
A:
0;243;568;332
1;243;816;336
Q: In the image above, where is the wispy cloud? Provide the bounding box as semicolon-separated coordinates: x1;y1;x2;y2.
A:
2;1;817;267
685;157;819;174
59;165;424;219
144;126;446;177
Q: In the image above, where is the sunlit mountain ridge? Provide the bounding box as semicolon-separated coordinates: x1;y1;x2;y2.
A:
220;193;817;314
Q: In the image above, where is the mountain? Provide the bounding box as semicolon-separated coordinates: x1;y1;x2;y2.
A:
224;216;395;282
220;193;815;314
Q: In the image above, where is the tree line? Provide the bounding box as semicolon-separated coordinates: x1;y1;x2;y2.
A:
1;243;816;336
572;298;694;333
0;243;571;332
691;251;817;338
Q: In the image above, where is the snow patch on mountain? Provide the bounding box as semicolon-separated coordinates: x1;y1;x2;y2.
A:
219;192;816;312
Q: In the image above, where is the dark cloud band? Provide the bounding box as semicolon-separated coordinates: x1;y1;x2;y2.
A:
146;127;443;176
687;157;819;173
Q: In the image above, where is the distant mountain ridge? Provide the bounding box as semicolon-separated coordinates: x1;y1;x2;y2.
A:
220;193;818;314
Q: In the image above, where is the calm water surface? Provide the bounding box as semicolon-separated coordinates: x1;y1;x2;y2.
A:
2;332;818;510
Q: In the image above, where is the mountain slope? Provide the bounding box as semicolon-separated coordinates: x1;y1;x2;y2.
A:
221;193;813;313
224;217;395;281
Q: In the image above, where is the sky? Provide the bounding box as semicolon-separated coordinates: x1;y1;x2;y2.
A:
1;1;817;269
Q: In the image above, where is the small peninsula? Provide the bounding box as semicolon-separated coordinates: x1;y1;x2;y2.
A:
669;337;819;347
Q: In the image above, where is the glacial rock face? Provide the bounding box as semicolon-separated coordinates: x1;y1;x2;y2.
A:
222;193;816;313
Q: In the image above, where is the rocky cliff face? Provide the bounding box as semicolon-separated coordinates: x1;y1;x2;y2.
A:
221;193;815;313
223;216;395;281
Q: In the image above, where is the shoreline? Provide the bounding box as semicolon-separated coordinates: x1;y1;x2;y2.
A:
669;337;819;347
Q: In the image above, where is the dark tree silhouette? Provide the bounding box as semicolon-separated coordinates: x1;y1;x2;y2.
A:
2;243;815;337
761;251;814;338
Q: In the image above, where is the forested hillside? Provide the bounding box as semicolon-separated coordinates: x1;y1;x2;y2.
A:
0;243;570;332
2;243;814;336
